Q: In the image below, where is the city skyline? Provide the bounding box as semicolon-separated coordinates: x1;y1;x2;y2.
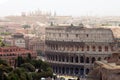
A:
0;0;120;17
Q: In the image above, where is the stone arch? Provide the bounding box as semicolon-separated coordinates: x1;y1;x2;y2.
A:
66;67;69;74
105;46;108;51
70;68;73;74
75;56;78;63
80;56;84;63
70;56;73;62
92;46;96;51
55;55;58;61
86;68;89;74
75;68;79;74
59;67;61;73
92;57;96;63
80;68;84;76
86;57;89;63
55;66;58;73
59;55;61;61
87;46;89;51
62;67;65;74
52;55;54;61
62;56;65;62
98;46;102;52
66;56;69;62
53;66;55;72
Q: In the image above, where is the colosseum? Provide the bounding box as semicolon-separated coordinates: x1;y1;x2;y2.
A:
45;26;116;76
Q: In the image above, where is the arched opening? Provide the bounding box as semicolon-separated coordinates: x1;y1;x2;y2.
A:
56;67;58;73
75;68;79;74
80;68;84;76
98;57;101;61
66;56;69;62
86;57;89;63
70;68;73;74
62;56;65;62
66;67;69;74
53;66;55;72
75;56;78;63
81;46;84;51
62;67;65;74
59;67;61;73
70;56;73;62
56;55;58;61
80;56;84;63
87;46;89;51
105;46;108;51
98;46;102;52
92;46;96;51
52;55;54;60
92;57;96;63
86;68;89;74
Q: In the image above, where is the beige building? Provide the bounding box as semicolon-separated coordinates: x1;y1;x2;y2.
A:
45;26;116;76
4;33;26;48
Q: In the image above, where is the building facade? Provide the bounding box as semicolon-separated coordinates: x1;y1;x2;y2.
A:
25;36;45;54
45;26;116;76
0;46;37;66
4;33;26;48
11;33;26;48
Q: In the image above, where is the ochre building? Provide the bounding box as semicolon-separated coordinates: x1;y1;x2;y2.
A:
45;26;116;76
0;46;37;66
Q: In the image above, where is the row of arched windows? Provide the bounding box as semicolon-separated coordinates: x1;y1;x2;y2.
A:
53;66;90;75
48;55;103;63
48;44;114;52
0;53;16;56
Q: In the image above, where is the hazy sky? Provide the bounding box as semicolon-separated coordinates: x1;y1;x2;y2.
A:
0;0;120;17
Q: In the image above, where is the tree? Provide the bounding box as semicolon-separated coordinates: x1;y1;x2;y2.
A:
36;50;42;56
20;63;35;72
8;68;32;80
31;60;42;69
0;58;8;66
22;25;31;29
0;64;13;80
16;56;24;67
28;53;32;60
0;39;5;47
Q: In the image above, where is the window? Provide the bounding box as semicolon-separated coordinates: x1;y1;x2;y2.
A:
70;57;73;62
87;46;89;51
92;46;96;51
66;34;69;37
105;46;108;51
76;46;79;51
86;57;89;63
86;34;89;37
59;33;61;37
92;57;96;63
81;46;84;51
98;46;102;52
76;34;78;37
